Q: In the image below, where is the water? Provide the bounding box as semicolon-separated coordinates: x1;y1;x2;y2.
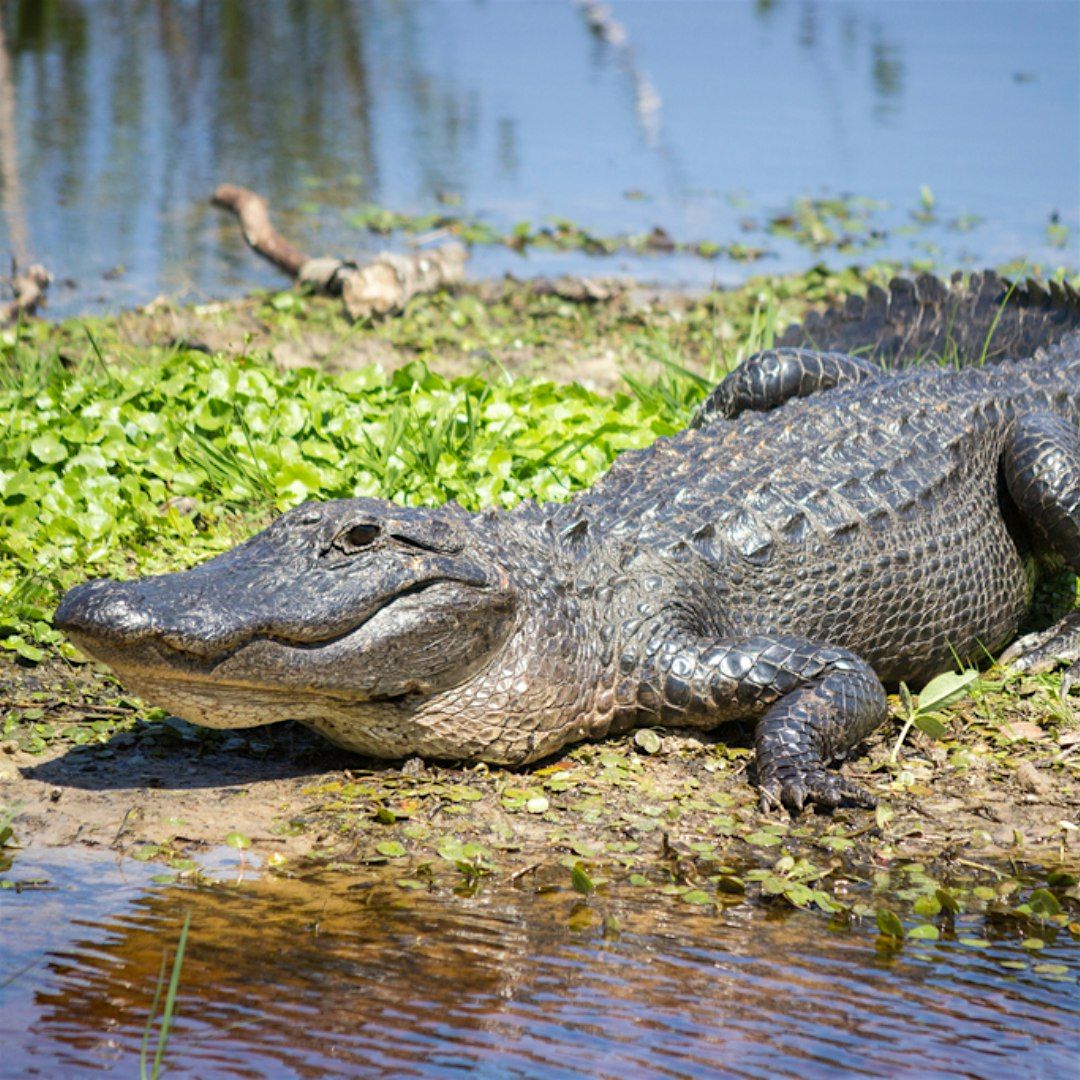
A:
0;1;1076;319
2;848;1078;1077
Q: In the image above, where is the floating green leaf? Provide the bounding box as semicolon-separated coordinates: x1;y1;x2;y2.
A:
913;894;941;918
681;889;713;906
745;831;783;847
1033;963;1069;976
571;861;595;896
908;923;940;941
876;909;905;940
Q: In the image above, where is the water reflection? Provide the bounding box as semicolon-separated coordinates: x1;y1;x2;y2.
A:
0;1;1075;317
871;39;903;118
3;0;382;309
2;849;1078;1077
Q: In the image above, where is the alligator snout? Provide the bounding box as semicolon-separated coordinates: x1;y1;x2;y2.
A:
54;578;154;643
55;577;236;660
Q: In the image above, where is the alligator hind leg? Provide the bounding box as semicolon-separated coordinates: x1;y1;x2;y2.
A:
1000;411;1080;691
639;635;887;812
691;348;881;427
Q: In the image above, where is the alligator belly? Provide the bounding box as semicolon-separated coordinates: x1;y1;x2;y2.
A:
724;495;1034;687
832;520;1032;686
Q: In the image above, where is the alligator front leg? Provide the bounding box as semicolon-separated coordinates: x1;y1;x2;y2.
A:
691;348;881;427
1000;411;1080;691
637;635;887;812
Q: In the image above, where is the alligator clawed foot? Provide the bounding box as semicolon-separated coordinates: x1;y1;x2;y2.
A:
999;613;1080;701
759;769;877;815
1004;640;1080;698
1000;629;1062;672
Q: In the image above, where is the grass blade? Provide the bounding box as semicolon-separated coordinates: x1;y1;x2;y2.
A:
141;909;191;1080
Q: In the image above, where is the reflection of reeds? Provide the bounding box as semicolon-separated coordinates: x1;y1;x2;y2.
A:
0;11;27;267
575;0;662;148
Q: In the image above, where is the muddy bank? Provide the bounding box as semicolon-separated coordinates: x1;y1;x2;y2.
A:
43;264;890;392
3;652;1078;922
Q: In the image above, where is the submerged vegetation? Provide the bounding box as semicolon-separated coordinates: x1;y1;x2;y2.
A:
346;201;770;262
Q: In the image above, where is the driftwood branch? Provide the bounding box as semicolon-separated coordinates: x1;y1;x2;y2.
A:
1;263;52;325
307;247;467;321
212;183;309;276
212;183;467;320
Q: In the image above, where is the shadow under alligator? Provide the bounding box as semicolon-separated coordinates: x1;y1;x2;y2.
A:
19;720;354;792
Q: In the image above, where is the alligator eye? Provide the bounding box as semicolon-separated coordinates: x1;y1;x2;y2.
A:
334;523;381;553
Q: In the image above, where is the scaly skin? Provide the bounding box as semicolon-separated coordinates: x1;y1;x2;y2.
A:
55;273;1080;812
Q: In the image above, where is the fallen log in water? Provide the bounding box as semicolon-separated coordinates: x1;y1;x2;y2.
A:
212;183;467;320
211;183;308;277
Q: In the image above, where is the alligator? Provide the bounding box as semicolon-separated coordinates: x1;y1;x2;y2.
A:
55;272;1080;812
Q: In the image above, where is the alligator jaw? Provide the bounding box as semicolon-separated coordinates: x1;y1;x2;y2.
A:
57;576;483;674
100;665;446;759
57;575;515;709
56;567;529;760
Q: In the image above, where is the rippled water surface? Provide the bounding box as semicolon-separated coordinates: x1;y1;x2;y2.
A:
0;1;1076;317
2;848;1078;1077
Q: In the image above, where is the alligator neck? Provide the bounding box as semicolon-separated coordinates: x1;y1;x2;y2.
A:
397;505;616;764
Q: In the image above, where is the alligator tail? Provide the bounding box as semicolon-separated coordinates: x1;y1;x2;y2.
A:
776;271;1080;369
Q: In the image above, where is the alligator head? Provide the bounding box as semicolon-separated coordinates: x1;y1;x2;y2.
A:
54;499;528;759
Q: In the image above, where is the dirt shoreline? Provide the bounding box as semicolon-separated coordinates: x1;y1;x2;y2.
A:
3;652;1078;916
